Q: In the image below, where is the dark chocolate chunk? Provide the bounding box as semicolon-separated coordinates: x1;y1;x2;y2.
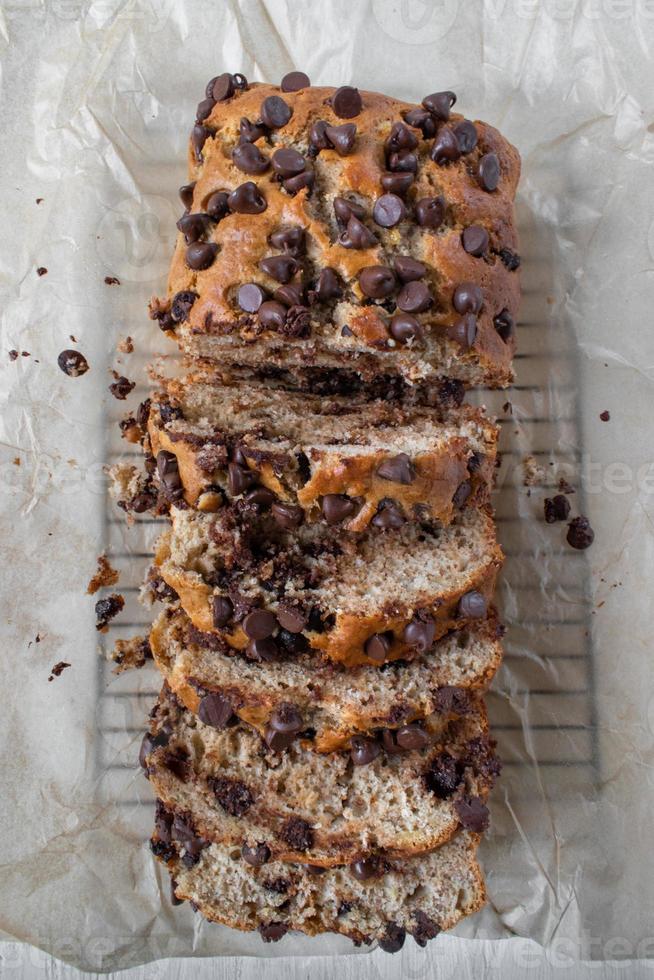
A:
156;450;183;497
259;922;288;943
350;735;381;766
415;196;445;229
478;153;500;191
198;692;234;729
212;595;234;628
281;71;310;92
260;95;292;128
228;181;267;214
212;776;253;816
57;349;89;377
544;494;571;524
109;375;135;400
454;795;490;832
462;225;489;257
567;516;594;550
322;493;356;524
358;265;396;299
372;193;406;228
499;247;521;270
458;590;487;619
171;290;198;322
242;842;271;866
232;141;270;175
331;85;362;118
377;453;415;485
412;910;441;946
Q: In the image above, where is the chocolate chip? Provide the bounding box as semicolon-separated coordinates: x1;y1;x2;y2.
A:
458;590;487;618
95;594;124;631
178;182;196;209
259;254;299;283
396;281;432;314
281;70;310;92
478;153;500;191
600;410;610;422
448;314;477;349
260;95;292;128
389;312;423;345
196;97;215;122
455;795;489;832
393;256;427;282
242;842;271;867
403;616;435;652
309;119;331;149
350;856;382;881
198;692;234;729
453;282;483;314
276;601;308;632
269;226;305;255
176;212;214;243
380;171;414;196
387;149;418;173
412;911;441;947
273;284;303;307
232;73;248;90
191;125;211;162
204;191;230;220
239;117;268;143
283;169;314;195
243;609;277;640
494;308;514;342
247;637;279;662
403;107;437;138
238;282;267;313
365;632;391;663
279;816;313;851
228;462;256;495
269;702;303;734
305;864;326;875
311;267;342;302
377;453;415;485
259;922;288;943
213;595;234;628
371;500;406;529
415;196;445;229
271;147;306;178
424;751;461;798
333;196;365;225
351;735;381;766
57;349;89;377
232;141;270;174
186;241;218;270
339;214;377;249
212;776;253;816
379;924;406;954
228;181;267;214
430;127;460;165
331;85;362;118
386;121;418;153
171;290;199;322
454;119;478;154
499;247;521;270
544;494;571;524
322;493;356;525
325;123;357;155
462;225;489;257
258;300;287;329
567;516;594;550
210;72;234;101
422;90;456;120
372;194;406;228
453;480;472;509
396;723;430;751
157;450;183;497
359;266;396;299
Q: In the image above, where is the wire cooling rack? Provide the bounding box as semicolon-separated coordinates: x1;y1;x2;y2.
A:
93;230;600;833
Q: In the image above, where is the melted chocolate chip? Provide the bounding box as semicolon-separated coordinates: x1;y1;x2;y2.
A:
228;462;256;495
212;776;253;816
379;924;406;954
191;125;211;162
424;751;462;798
351;735;381;766
365;632;392;663
242;842;271;866
499;247;521;270
403;615;435;652
260;95;292;128
395;723;430;751
156;450;183;498
377;453;415;485
279;816;313;851
412;911;441;947
350;856;382;881
258;922;288;943
171;290;199;322
269;702;303;735
494;308;514;342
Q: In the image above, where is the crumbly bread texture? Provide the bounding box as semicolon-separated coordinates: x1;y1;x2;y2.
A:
146;372;498;531
155;504;503;667
142;686;500;866
150;607;504;751
152;81;520;392
151;809;484;951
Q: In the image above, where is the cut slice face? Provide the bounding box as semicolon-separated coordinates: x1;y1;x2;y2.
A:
142;685;500;867
150;607;504;751
155;505;503;667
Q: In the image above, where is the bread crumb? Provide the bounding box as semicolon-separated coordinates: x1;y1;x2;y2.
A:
118;336;134;354
111;635;152;674
87;554;119;595
522;455;546;487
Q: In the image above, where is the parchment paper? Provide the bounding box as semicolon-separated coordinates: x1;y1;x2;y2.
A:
1;0;653;970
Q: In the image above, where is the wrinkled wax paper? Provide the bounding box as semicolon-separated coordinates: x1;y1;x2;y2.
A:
1;0;653;970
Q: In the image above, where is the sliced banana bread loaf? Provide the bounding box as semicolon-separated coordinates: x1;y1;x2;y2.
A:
147;372;498;531
155;505;503;667
151;804;484;951
142;686;500;866
152;79;520;394
150;607;504;751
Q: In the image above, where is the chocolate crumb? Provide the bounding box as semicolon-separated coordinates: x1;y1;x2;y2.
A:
8;350;19;361
104;276;121;285
567;516;594;550
36;267;48;276
544;494;570;524
109;375;136;400
558;478;575;495
48;661;71;681
87;554;119;595
95;593;125;631
36;198;44;204
599;410;610;422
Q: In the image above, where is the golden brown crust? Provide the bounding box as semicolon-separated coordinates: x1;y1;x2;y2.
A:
158;82;520;388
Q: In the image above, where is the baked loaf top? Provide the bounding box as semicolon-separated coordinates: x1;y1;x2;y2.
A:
142;686;500;866
150;607;504;752
153;78;520;390
151;803;484;951
155;504;502;667
147;372;498;531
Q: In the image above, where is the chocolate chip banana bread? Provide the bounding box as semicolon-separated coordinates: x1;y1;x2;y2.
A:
154;504;502;667
151;805;484;951
142;686;500;866
150;607;504;752
152;77;520;394
147;372;498;530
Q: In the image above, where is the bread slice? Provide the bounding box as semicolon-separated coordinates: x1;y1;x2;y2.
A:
142;686;500;867
151;805;484;950
155;505;503;667
150;607;504;752
147;372;498;532
154;83;520;393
